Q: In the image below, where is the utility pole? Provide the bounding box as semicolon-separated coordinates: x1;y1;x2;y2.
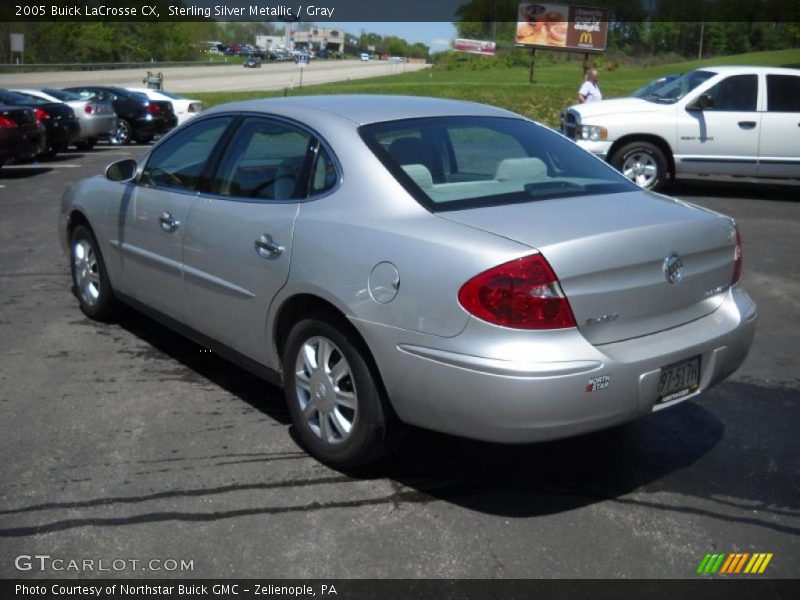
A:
698;21;704;60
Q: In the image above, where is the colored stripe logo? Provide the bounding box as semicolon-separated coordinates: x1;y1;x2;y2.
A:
697;553;773;574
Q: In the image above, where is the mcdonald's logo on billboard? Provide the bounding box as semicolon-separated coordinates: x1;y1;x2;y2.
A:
579;31;593;44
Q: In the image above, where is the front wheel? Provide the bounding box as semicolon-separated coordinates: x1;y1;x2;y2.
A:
611;141;670;191
109;119;132;146
70;224;119;321
283;316;401;469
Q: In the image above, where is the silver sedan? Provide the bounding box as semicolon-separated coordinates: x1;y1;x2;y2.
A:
58;95;757;468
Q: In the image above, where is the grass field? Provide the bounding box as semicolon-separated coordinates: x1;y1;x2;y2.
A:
191;48;800;128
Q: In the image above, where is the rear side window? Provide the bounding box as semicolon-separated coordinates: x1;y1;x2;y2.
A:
211;117;314;200
361;116;636;212
766;75;800;112
141;117;232;192
704;75;758;112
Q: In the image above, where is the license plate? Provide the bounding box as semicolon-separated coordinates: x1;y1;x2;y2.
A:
657;355;701;404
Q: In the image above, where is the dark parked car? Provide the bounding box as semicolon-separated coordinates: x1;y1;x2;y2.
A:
243;56;262;68
63;86;177;145
0;89;79;157
0;104;46;169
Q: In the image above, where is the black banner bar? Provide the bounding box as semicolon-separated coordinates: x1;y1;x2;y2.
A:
1;0;799;22
3;579;800;600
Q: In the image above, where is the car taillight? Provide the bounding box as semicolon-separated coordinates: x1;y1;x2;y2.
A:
146;103;160;115
458;253;576;330
34;107;49;121
84;104;97;115
732;225;743;285
0;115;17;128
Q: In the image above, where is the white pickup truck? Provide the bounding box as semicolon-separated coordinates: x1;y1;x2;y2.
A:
561;66;800;190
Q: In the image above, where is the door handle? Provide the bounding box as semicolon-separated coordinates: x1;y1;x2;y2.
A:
254;234;284;258
738;121;757;129
159;212;180;233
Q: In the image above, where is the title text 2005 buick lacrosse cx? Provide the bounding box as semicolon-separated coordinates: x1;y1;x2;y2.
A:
59;95;757;468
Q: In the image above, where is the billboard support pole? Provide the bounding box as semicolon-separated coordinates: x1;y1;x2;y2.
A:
528;47;536;83
582;52;591;78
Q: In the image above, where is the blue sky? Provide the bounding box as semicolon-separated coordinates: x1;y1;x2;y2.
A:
329;22;457;50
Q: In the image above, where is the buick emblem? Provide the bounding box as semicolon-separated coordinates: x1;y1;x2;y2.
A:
663;252;683;284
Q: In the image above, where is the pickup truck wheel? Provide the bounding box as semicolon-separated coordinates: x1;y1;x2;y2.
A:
612;141;669;191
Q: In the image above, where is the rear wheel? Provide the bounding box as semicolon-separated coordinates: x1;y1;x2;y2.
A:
611;141;670;191
70;224;119;321
109;119;132;145
283;315;401;469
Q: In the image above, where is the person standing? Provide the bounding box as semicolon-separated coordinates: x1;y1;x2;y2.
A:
578;69;602;103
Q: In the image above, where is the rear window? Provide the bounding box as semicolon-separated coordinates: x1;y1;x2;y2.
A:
767;74;800;112
359;116;636;212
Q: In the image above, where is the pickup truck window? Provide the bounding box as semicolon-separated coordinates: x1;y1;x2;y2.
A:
642;70;714;104
703;75;758;112
766;75;800;112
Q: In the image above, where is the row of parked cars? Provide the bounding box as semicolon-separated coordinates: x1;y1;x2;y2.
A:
0;85;203;170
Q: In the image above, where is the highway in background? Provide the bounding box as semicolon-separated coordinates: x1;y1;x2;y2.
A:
0;59;429;93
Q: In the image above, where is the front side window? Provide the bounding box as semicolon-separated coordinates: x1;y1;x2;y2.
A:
767;75;800;112
360;116;636;212
141;117;232;192
211;117;314;200
703;74;758;112
642;70;715;104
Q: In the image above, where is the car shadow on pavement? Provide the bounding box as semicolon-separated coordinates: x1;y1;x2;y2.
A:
112;306;291;426
669;178;800;202
378;402;724;518
0;167;53;179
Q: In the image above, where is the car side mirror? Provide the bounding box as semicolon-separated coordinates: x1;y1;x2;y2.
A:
105;159;138;182
689;93;713;111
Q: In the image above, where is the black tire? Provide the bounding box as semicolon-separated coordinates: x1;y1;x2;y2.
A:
75;138;96;151
611;141;671;191
283;314;402;469
109;119;132;146
69;224;119;321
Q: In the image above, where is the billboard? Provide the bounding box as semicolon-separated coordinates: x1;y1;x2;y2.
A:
453;38;497;56
516;3;608;53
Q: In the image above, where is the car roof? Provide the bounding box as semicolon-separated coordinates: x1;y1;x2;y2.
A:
204;94;521;126
698;65;800;75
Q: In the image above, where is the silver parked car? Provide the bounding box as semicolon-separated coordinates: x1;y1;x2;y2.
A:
12;88;117;150
59;95;757;468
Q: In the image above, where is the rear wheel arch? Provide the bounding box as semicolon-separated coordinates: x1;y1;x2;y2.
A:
273;294;395;407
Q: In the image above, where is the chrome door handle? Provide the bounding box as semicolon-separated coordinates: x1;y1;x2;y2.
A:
738;121;757;129
159;212;180;232
255;234;284;258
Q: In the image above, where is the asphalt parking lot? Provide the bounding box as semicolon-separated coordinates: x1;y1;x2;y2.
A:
0;145;798;579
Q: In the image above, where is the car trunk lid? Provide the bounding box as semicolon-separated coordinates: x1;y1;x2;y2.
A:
0;106;37;130
439;191;737;345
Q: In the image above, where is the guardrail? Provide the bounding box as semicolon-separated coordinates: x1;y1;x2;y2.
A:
0;60;236;74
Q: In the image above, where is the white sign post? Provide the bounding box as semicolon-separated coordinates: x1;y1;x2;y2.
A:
10;33;24;64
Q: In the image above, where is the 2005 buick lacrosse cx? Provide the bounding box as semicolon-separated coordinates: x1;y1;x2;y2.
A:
59;95;757;468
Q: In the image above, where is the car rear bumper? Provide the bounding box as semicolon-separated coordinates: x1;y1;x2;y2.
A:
133;115;177;137
354;285;757;443
0;128;46;160
78;114;118;139
45;120;80;146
